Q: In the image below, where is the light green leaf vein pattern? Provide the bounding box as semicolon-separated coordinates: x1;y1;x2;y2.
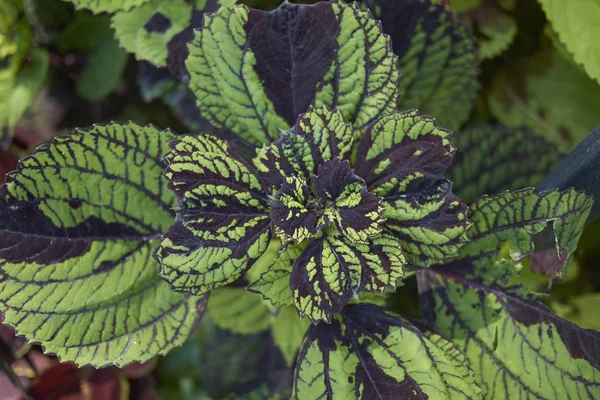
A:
0;122;206;367
66;0;151;14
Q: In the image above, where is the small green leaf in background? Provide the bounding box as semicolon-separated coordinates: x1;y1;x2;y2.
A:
488;49;600;150
76;36;127;101
56;13;113;53
448;124;562;204
187;0;399;146
0;122;207;367
111;0;193;67
207;288;271;335
363;0;479;131
476;5;517;60
538;0;600;85
271;306;310;366
293;304;481;399
551;294;600;331
66;0;151;14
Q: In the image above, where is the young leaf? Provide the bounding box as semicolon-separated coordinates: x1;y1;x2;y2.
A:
154;134;272;295
111;0;194;67
539;0;600;85
290;231;405;323
186;0;399;146
293;304;481;399
207;288;271;335
448;124;562;204
159;107;466;322
0;122;207;367
354;110;469;267
362;0;479;131
65;0;151;14
419;262;600;399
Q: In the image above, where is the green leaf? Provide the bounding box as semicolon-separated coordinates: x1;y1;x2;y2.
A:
363;0;479;131
56;14;113;53
354;110;469;267
488;50;600;150
419;262;600;398
448;124;562;204
539;0;600;85
1;48;49;146
111;0;193;67
293;304;481;399
551;294;600;331
65;0;151;14
247;244;301;308
186;0;399;146
271;306;310;366
154;134;272;295
207;288;271;335
0;122;207;367
463;189;592;277
476;6;517;60
76;36;128;102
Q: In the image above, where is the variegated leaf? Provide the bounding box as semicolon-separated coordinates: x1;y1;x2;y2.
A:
293;304;481;399
355;111;469;267
186;0;399;146
0;122;206;367
290;231;405;323
154;134;272;295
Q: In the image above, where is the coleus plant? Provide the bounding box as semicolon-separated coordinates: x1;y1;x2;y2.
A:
0;0;599;399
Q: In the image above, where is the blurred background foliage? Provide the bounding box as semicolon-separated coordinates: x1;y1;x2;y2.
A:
0;0;599;398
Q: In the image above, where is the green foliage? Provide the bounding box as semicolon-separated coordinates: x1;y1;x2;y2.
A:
489;49;600;150
111;0;193;67
66;0;151;14
76;36;127;101
0;122;207;367
448;124;562;204
293;304;481;399
538;0;600;85
0;0;599;396
0;0;48;147
364;0;479;131
476;5;517;60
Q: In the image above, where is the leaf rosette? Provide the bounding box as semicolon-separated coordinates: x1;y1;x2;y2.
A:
154;106;468;322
